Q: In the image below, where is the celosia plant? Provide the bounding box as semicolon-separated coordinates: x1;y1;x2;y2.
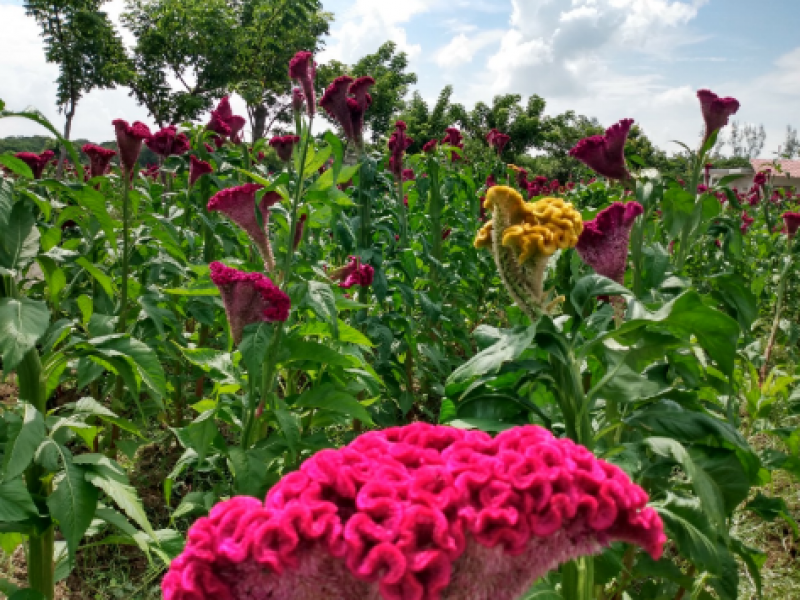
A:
475;186;582;316
569;119;633;181
330;255;375;289
162;423;665;600
576;202;644;284
208;261;290;344
269;135;301;162
697;89;740;145
486;128;510;154
289;51;316;118
442;127;464;162
207;184;282;271
146;126;190;158
15;150;55;179
388;120;413;177
189;155;213;188
112;119;152;173
782;211;800;239
81;144;116;178
320;75;375;150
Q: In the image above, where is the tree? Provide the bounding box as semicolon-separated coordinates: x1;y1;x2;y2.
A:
781;125;799;158
727;121;766;158
398;86;455;153
317;41;418;143
24;0;130;168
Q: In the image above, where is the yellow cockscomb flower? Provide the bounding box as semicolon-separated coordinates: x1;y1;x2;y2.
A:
474;220;493;248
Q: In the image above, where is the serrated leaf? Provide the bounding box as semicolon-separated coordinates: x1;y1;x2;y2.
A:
83;467;155;538
447;325;537;388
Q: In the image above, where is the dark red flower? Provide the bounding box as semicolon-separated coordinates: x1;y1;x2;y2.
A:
782;211;800;239
227;116;247;144
141;164;160;181
348;76;375;148
697;89;740;145
442;127;464;162
146;126;190;158
388;120;413;177
486;128;511;154
320;76;355;141
330;256;374;289
293;213;308;250
753;172;768;187
112;119;152;173
268;135;301;162
291;87;305;115
189;155;213;188
741;211;755;233
422;139;438;153
289;51;317;118
401;168;415;181
442;228;452;240
81;144;117;178
14;150;55;179
697;184;709;194
569;119;633;181
577;201;644;283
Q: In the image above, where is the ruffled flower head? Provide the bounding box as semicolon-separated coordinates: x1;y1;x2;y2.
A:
741;211;755;233
189;155;213;188
476;186;583;316
14;150;55;179
330;256;374;289
569;119;633;181
288;51;317;118
227;116;247;144
112;119;152;172
269;135;301;162
576;202;644;284
320;75;375;150
207;97;248;144
422;139;438;154
82;144;117;179
146;126;190;158
208;261;290;344
162;423;665;600
402;169;415;182
697;89;740;145
291;87;305;115
388;120;413;177
207;184;282;271
442;127;464;162
486;128;510;154
782;211;800;239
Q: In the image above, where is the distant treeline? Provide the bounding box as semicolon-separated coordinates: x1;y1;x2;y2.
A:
0;135;161;166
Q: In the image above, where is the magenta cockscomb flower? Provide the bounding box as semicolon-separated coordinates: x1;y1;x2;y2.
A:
388;120;413;177
330;256;374;289
228;116;247;144
189;155;213;188
422;139;438;154
207;111;232;138
486;128;510;154
291;87;305;115
402;169;415;182
577;201;644;283
207;97;247;144
289;51;316;118
207;184;282;271
141;164;160;181
697;89;740;145
741;211;755;233
215;97;234;123
14;150;55;179
268;135;301;162
208;261;290;343
162;423;665;600
112;119;152;173
81;144;117;178
348;76;376;149
442;127;464;162
753;172;768;188
321;75;375;150
782;211;800;239
146;126;190;158
569;119;633;181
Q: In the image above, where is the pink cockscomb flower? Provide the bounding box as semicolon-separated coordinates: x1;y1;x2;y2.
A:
577;201;644;284
740;211;755;234
81;144;117;178
208;261;290;344
112;119;152;173
330;256;374;289
753;172;768;188
162;423;665;600
227;116;247;144
291;87;305;115
782;211;800;240
207;184;282;271
486;128;511;154
141;164;160;181
442;127;464;162
422;139;438;154
697;89;740;145
402;169;415;182
269;135;301;162
388;120;413;178
207;112;231;138
14;150;55;179
289;51;317;118
189;155;213;188
348;76;376;149
146;126;190;158
569;119;634;181
320;75;375;150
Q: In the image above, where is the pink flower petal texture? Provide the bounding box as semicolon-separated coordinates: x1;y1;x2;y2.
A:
112;119;152;173
207;183;282;271
577;201;644;283
330;256;374;289
442;128;464;162
402;169;415;182
162;423;665;600
227;116;247;144
146;126;191;158
269;135;301;162
81;144;117;178
348;76;376;148
289;51;317;118
291;87;305;115
215;97;235;123
208;261;290;344
569;119;634;181
14;150;55;179
388;121;413;177
189;155;213;188
697;89;740;145
782;211;800;239
321;76;356;141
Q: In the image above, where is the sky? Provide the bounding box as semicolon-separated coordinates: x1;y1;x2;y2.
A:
1;0;799;156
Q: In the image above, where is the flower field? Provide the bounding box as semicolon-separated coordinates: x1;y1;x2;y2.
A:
1;49;799;600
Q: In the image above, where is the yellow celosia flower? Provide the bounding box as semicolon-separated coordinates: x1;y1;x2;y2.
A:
474;221;493;248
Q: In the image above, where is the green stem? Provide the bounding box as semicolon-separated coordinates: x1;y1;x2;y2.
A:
760;254;793;385
429;161;443;283
358;153;371;249
397;175;408;248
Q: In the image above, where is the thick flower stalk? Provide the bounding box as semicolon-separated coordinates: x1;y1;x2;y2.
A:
330;256;375;289
15;150;55;179
289;51;316;118
475;186;583;316
569;119;633;181
146;126;191;158
189;155;213;188
112;119;152;174
162;423;665;600
209;261;290;344
269;135;301;162
81;144;116;178
697;89;740;145
207;184;281;272
576;202;644;284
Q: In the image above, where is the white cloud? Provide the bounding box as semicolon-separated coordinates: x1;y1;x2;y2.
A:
434;30;505;69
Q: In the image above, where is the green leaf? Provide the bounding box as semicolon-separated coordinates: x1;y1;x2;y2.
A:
73;397;142;437
0;154;34;178
0;107;81;168
337;320;374;346
238;322;273;379
710;273;758;332
0;200;38;270
449;418;516;432
178;346;237;385
46;444;98;565
91;336;167;399
275;408;300;457
9;590;48;600
304;281;338;339
75;258;115;297
279;338;357;367
447;325;537;389
1;403;45;481
654;493;721;572
294;384;372;424
0;298;50;373
37;256;66;305
0;478;39;522
163;286;220;296
570;275;630;315
746;492;800;538
302;144;332;178
70;188;118;253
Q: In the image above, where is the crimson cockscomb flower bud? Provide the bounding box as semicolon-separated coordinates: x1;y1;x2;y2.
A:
402;168;415;181
289;51;317;118
782;211;800;239
697;89;740;145
577;201;644;284
208;261;290;344
146;126;190;158
15;150;54;179
112;119;152;173
388;120;413;178
741;211;754;233
207;184;282;272
486;128;510;154
162;423;665;600
81;144;117;178
569;119;633;181
753;172;767;188
189;155;213;188
228;116;247;144
321;76;356;141
422;139;438;153
291;87;305;115
206;112;231;148
268;135;300;162
214;97;234;123
330;256;374;289
442;127;464;162
293;213;307;250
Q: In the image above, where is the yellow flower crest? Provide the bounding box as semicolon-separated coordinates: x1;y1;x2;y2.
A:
476;186;583;263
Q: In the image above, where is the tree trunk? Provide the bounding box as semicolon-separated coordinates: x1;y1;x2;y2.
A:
252;104;268;141
57;104;75;180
